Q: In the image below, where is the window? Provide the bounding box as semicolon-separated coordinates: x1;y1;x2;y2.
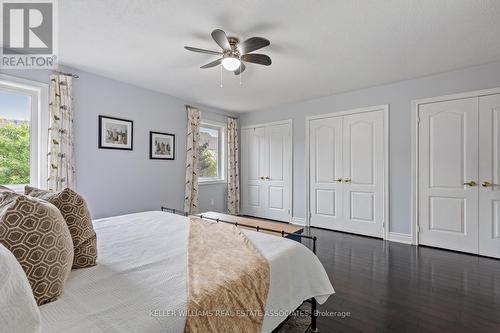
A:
197;121;225;183
0;75;48;192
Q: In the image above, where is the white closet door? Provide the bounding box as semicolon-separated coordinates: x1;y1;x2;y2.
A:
241;123;291;222
418;98;479;254
309;117;344;229
479;94;500;259
342;111;385;238
263;124;291;221
241;127;267;217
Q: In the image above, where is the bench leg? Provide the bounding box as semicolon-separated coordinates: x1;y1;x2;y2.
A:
310;297;318;332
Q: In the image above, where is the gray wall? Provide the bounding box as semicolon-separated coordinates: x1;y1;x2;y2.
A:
1;67;235;218
239;61;500;235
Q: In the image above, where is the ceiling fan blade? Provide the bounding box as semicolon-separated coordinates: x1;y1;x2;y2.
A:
211;29;231;50
234;63;246;75
200;58;223;69
241;53;272;66
238;37;270;54
184;46;222;55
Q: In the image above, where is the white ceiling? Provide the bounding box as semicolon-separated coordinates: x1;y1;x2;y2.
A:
59;0;500;112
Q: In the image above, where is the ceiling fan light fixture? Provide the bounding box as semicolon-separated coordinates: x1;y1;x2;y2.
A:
221;56;241;71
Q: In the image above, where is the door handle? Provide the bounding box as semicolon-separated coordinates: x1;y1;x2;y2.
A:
259;176;265;180
463;181;477;187
335;178;343;182
482;181;493;187
265;176;270;180
344;178;351;183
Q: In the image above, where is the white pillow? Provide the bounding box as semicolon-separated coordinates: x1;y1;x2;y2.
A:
0;243;41;333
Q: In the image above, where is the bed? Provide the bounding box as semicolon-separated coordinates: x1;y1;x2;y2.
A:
39;211;334;333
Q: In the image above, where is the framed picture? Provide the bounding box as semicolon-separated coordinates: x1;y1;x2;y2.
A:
150;131;175;160
98;115;133;150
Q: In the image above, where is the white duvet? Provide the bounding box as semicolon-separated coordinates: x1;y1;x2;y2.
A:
39;211;334;333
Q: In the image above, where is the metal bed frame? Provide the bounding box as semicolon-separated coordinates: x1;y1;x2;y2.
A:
160;206;319;333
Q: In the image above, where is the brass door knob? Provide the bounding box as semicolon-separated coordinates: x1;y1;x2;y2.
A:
344;178;351;183
463;181;477;187
482;181;493;187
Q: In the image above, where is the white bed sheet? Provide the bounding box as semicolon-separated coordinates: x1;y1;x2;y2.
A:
39;211;334;333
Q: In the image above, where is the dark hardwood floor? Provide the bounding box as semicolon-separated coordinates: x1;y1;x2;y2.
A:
300;227;500;333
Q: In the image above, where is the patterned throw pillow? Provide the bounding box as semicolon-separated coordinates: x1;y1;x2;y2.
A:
0;192;74;305
25;186;97;269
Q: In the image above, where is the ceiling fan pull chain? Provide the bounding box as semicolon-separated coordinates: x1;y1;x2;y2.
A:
239;58;242;85
220;63;223;88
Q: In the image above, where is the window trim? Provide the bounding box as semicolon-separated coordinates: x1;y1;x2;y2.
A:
198;120;226;184
0;74;49;192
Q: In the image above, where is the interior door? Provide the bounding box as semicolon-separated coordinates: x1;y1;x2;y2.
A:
309;117;344;229
241;123;291;222
342;111;385;238
263;124;291;222
479;94;500;259
241;127;266;217
418;98;479;254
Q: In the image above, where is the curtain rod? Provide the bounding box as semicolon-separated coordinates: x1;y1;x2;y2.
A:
52;70;79;79
185;104;238;119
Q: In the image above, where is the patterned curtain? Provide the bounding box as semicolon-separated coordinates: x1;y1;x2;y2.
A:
227;118;240;215
184;105;201;214
47;74;75;191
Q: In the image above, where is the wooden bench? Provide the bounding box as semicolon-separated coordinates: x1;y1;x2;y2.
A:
194;211;304;241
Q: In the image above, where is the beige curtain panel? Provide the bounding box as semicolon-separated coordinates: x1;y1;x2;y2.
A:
47;74;75;191
227;118;240;215
184;105;201;214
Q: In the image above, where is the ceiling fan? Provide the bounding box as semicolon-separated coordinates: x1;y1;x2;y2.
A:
184;29;272;75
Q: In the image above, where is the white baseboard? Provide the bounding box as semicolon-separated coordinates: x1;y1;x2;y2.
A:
291;217;306;226
388;232;413;244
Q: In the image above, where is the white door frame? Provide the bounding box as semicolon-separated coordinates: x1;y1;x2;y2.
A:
241;119;293;222
411;87;500;245
305;104;390;240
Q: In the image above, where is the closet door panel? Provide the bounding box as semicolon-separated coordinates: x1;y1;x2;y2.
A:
479;94;500;258
342;110;385;238
241;128;266;216
349;120;374;185
269;129;284;181
309;117;344;229
418;98;479;254
264;124;291;221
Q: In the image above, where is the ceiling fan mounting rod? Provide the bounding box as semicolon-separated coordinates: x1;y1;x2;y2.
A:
224;37;240;58
227;36;239;48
